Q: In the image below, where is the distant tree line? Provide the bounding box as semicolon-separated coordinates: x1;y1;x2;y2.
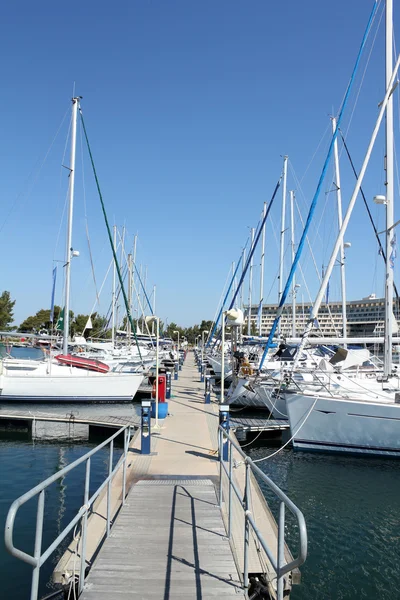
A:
0;290;224;343
18;306;109;338
162;320;214;344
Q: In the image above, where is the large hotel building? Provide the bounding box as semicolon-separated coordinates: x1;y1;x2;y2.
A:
248;294;400;338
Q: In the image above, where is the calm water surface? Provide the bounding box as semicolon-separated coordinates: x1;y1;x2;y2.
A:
2;436;399;600
1;347;399;598
249;443;400;600
0;437;124;600
0;346;141;599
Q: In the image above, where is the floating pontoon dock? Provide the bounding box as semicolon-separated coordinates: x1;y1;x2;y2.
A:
5;354;307;600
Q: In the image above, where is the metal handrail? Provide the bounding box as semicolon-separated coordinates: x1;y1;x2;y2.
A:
218;425;307;600
4;424;132;600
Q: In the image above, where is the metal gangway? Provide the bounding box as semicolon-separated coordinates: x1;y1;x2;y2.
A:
4;357;307;600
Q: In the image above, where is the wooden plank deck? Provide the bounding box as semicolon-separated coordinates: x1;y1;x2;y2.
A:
55;354;289;598
80;479;242;599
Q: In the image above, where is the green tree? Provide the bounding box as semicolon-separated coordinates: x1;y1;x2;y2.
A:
199;320;214;333
71;313;109;338
160;320;214;345
183;325;200;344
19;306;64;333
165;322;184;340
0;291;16;330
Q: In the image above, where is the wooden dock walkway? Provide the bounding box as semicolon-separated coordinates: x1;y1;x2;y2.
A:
54;354;294;599
77;355;243;598
80;479;241;599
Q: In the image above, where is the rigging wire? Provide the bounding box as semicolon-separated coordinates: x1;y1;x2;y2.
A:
341;0;385;141
82;256;114;337
259;0;380;370
118;238;155;342
0;104;71;236
339;129;399;299
293;195;340;335
53;113;73;271
79;123;100;306
79;107;142;361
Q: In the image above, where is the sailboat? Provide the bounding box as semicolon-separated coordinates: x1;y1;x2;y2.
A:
285;0;400;456
0;97;144;402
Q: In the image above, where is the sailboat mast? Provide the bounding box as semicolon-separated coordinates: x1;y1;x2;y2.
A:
127;253;133;343
332;117;347;344
132;234;137;314
247;227;255;335
278;155;288;334
259;202;267;335
63;97;79;355
232;262;236;303
291;49;400;370
290;190;296;337
240;248;246;311
384;0;394;378
142;266;148;332
111;225;117;346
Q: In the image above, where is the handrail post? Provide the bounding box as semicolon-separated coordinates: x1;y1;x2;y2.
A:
277;501;286;600
30;490;45;600
219;428;223;508
78;457;91;595
219;405;230;462
243;461;250;592
228;440;233;539
122;427;129;504
107;440;114;537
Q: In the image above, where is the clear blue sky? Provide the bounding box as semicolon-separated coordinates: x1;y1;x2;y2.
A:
1;0;399;328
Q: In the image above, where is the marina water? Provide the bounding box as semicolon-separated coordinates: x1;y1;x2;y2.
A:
1;349;399;599
0;437;124;600
1;434;400;599
249;444;400;600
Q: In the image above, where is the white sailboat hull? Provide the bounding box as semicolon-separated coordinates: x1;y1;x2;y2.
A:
255;384;288;418
0;363;144;402
227;377;258;406
286;392;400;456
207;356;232;381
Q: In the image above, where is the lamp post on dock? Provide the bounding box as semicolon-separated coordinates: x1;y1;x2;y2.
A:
173;330;181;370
146;315;160;428
201;330;209;364
221;310;244;404
201;330;209;379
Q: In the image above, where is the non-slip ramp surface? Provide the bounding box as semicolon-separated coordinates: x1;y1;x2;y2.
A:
80;479;243;599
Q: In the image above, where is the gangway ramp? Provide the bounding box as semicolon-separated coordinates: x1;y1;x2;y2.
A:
80;478;242;599
4;353;307;600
